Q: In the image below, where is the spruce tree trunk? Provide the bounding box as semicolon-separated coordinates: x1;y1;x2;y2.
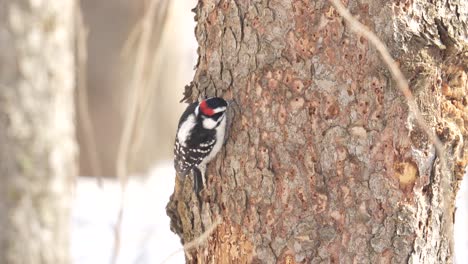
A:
167;0;467;263
0;0;76;263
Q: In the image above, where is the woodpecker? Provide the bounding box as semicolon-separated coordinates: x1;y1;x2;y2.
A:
174;97;228;194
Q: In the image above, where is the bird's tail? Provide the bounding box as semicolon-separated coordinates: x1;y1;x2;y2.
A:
192;167;203;194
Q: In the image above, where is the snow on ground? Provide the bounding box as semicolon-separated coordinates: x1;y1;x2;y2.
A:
455;168;468;264
72;162;184;264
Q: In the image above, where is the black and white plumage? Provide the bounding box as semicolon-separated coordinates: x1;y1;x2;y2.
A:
174;97;228;194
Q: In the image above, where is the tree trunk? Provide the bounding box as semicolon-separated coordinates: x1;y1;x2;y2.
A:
167;0;467;263
0;0;76;263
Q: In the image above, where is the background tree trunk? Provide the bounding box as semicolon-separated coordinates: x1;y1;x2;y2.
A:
167;0;467;263
0;0;76;263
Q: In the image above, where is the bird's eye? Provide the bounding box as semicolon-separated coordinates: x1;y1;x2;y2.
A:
211;112;223;120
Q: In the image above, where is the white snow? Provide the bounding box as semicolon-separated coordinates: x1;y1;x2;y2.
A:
455;168;468;264
72;162;184;264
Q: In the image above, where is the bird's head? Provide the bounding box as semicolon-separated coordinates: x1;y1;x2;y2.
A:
197;97;228;129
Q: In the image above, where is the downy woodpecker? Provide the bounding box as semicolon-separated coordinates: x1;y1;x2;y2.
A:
174;97;228;194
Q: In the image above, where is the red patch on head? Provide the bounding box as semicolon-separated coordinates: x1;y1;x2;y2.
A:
200;100;214;116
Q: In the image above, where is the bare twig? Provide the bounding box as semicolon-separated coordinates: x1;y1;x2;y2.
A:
111;0;170;263
121;19;144;59
330;0;452;252
76;5;103;184
110;189;126;264
128;0;170;167
329;0;446;163
161;217;223;264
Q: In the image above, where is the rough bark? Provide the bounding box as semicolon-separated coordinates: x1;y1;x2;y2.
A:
167;0;467;263
0;0;76;263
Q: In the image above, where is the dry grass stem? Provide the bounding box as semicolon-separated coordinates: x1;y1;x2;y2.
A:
111;0;170;263
76;5;103;184
128;2;170;165
161;217;223;264
121;19;144;59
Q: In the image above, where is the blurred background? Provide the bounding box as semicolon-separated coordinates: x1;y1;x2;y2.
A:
38;0;468;262
77;0;197;177
73;0;197;263
1;0;466;263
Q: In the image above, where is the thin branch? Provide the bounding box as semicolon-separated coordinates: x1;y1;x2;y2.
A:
329;0;446;164
128;0;171;169
76;5;103;184
110;189;126;264
121;19;144;59
330;0;453;252
111;0;170;263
